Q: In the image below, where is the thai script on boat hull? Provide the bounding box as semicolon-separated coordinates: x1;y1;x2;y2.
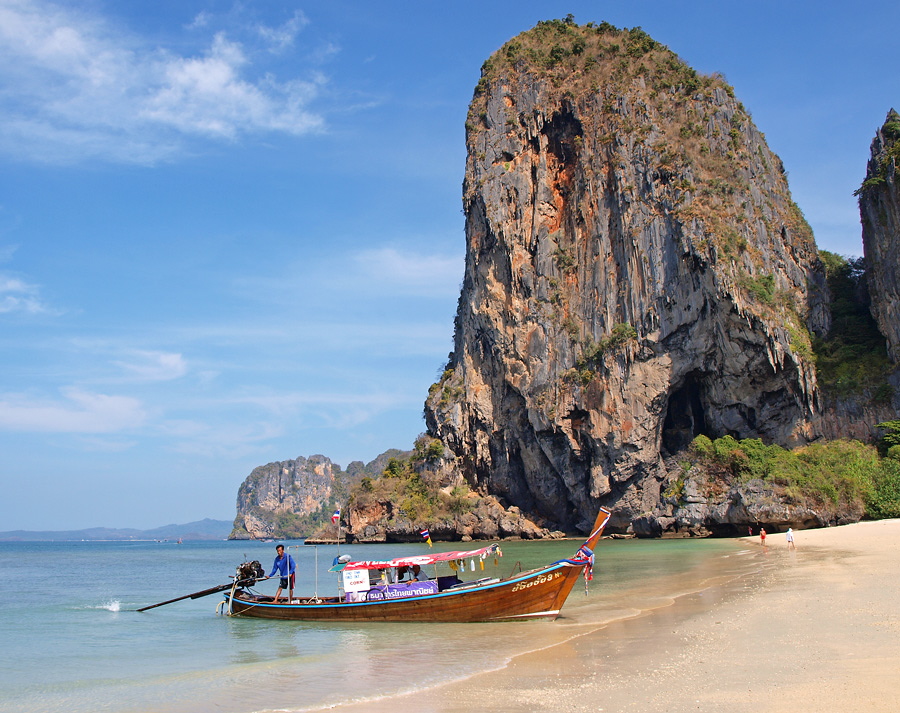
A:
510;570;562;592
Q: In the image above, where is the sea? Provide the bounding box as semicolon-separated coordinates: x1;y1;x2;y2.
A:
0;535;761;713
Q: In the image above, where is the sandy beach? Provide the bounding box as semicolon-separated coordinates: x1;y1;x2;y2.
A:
326;519;900;713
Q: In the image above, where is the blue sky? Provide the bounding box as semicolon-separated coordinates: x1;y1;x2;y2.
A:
1;0;897;531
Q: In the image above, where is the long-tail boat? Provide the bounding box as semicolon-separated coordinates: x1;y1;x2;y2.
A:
221;507;611;622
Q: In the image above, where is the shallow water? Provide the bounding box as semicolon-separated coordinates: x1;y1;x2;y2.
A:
0;536;758;713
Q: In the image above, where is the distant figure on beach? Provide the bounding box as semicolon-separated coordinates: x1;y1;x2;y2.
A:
760;527;767;546
786;528;796;549
748;526;753;536
267;544;296;604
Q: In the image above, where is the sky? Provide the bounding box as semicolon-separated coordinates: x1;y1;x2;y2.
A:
1;0;897;531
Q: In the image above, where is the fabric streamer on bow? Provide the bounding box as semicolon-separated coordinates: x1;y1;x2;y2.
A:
574;545;594;581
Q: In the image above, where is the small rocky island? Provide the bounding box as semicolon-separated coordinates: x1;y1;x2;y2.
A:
231;20;900;542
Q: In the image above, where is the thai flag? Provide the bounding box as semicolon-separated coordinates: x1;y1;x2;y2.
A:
420;529;432;547
331;509;340;523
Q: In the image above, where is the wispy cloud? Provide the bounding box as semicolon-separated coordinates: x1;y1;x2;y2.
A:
112;350;187;382
149;386;417;459
230;388;415;424
0;274;49;314
0;0;326;164
158;417;284;459
350;247;463;297
256;10;309;54
0;387;146;433
231;244;463;308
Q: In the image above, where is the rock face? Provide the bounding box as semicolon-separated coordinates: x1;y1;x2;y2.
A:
424;21;829;533
230;455;341;539
859;109;900;363
230;450;413;540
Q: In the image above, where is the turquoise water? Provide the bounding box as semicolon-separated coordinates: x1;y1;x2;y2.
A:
0;536;757;712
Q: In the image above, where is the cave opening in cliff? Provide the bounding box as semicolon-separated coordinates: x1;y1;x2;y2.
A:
661;372;710;454
542;107;583;168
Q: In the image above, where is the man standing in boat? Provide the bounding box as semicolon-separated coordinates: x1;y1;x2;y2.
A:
267;545;296;604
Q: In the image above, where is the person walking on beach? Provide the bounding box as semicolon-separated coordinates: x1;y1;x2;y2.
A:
760;527;767;546
786;527;796;549
267;544;296;604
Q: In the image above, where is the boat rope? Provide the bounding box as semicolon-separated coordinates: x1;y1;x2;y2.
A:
222;590;271;615
225;577;241;616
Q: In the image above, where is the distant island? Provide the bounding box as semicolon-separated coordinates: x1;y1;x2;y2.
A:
0;518;233;541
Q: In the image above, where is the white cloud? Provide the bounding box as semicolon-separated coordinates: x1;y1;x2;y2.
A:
112;350;187;382
187;12;211;31
74;436;139;452
172;313;453;358
350;246;463;297
257;10;309;54
0;387;146;433
142;388;411;460
158;417;284;459
0;274;48;314
141;33;323;139
232;389;410;425
232;244;462;305
0;0;326;164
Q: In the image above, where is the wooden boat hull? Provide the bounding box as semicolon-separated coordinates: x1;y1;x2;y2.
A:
224;507;611;623
226;562;585;622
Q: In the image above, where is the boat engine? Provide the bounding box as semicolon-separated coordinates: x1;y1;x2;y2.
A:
235;560;265;587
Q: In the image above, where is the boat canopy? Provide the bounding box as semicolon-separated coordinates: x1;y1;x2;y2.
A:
339;543;502;571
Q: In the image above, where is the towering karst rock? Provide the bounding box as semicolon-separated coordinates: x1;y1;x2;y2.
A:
859;109;900;364
424;20;830;532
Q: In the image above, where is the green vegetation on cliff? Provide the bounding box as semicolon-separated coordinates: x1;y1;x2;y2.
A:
813;250;893;401
349;436;475;524
689;434;900;520
855;108;900;194
271;502;341;540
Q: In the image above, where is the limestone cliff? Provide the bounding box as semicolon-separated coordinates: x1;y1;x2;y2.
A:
424;20;829;533
229;451;411;539
230;455;345;539
859;109;900;363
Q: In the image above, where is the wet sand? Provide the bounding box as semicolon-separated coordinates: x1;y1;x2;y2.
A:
324;519;900;713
